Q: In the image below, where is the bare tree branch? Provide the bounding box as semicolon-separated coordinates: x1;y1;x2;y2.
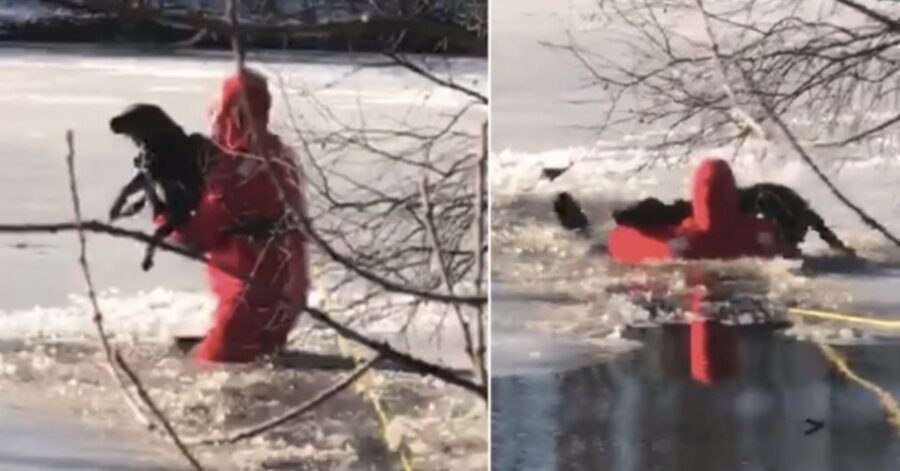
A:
834;0;900;32
193;353;382;446
385;52;488;104
745;74;900;246
419;176;483;382
64;131;205;471
0;218;485;397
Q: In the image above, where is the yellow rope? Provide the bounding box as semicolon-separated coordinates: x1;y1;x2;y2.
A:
788;307;900;329
313;263;415;471
816;343;900;433
782;305;900;433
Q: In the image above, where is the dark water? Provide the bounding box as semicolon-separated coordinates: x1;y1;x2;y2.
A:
492;323;900;471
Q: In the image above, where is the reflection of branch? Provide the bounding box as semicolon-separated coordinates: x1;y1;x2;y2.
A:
194;354;382;446
0;219;485;397
64;131;204;471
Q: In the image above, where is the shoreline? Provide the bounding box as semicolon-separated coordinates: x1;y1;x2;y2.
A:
0;14;485;56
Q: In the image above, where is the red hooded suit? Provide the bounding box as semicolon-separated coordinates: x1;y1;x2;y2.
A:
158;70;308;363
608;158;786;263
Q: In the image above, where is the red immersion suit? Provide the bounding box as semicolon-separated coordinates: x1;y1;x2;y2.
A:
608;158;786;263
159;70;308;362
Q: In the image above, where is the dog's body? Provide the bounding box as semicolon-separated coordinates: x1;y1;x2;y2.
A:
553;191;591;234
555;183;854;255
109;103;218;270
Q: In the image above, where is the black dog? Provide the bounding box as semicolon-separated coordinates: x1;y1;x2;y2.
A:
553;191;591;234
554;184;854;255
109;103;217;270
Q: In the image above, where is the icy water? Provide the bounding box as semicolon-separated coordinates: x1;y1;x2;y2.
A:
490;191;900;470
492;320;900;471
0;399;181;470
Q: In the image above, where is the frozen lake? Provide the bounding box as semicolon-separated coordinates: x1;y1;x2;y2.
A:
0;42;486;320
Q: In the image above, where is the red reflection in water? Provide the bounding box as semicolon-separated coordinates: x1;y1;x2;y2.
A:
686;270;739;386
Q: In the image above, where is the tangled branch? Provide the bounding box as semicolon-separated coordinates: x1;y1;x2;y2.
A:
0;216;485;397
560;0;900;244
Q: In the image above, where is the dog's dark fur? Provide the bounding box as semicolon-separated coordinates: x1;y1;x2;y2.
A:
553;191;591;234
554;183;855;255
109;103;217;270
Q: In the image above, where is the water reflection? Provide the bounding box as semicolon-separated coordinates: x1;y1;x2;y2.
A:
492;272;900;471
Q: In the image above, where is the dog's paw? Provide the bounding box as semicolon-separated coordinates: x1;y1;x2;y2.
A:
141;257;154;271
121;198;147;217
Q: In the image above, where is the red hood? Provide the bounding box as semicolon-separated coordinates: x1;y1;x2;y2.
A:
690;158;740;231
211;69;278;153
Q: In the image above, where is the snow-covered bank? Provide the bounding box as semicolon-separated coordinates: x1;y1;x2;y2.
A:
0;1;485;54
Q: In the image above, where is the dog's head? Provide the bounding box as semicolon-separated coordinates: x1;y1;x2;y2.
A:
110;103;185;151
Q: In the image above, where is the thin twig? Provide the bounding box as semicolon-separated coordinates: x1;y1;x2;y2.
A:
473;120;487;386
0;219;483;308
0;222;483;396
63;130;205;471
834;0;900;33
193;354;382;446
693;1;900;248
63;136;154;430
385;52;488;104
226;0;245;70
419;176;480;382
694;0;767;140
745;72;900;247
218;1;479;398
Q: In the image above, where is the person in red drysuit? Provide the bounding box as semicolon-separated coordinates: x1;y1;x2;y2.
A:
608;158;788;263
158;68;308;363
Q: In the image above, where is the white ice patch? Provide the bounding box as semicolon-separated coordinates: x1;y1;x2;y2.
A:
0;288;214;341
